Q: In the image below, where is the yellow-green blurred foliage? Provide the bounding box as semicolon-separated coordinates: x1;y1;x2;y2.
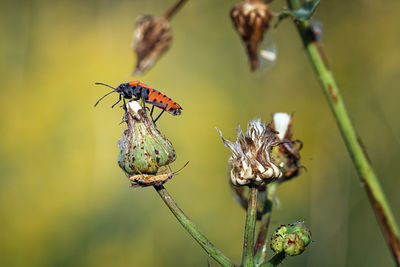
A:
1;0;400;266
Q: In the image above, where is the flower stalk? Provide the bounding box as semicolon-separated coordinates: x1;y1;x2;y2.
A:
154;184;236;267
242;184;259;266
254;182;278;265
286;0;400;265
164;0;188;21
260;252;285;267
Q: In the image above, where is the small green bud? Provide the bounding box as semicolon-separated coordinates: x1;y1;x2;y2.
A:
286;221;312;247
283;233;305;256
118;101;176;176
270;221;311;256
270;225;287;253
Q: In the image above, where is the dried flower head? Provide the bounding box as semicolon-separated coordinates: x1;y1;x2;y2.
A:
230;0;271;71
132;15;172;75
118;101;176;181
217;119;282;186
271;113;302;180
228;114;303;215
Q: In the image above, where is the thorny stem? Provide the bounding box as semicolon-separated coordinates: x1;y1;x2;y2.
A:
164;0;188;21
154;185;236;267
254;183;278;266
286;0;400;265
260;252;286;267
242;184;258;266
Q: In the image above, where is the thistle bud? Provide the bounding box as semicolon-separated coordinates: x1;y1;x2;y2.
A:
117;101;176;177
270;221;312;256
217;119;282;186
271;113;302;180
230;0;271;71
132;15;172;75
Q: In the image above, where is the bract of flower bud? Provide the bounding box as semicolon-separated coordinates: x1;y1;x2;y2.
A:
271;113;302;180
230;0;271;71
118;101;176;177
132;15;172;75
270;221;312;256
129;172;174;188
217;119;282;186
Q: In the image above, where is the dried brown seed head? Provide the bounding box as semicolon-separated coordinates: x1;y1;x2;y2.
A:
132;15;172;75
218;119;282;186
230;0;271;71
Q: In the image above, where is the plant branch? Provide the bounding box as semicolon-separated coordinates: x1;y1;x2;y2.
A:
242;184;258;266
154;184;236;267
164;0;188;21
254;183;278;266
260;252;286;267
286;0;400;265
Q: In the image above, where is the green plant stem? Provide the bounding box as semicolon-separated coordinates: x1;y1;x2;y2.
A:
286;0;400;265
242;184;258;266
154;184;236;267
260;252;286;267
254;183;278;266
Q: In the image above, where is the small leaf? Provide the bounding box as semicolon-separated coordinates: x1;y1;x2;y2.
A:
284;0;320;21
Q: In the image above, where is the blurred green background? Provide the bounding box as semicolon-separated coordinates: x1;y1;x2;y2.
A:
1;0;400;266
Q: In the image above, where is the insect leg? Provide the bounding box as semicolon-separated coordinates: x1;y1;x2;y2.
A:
149;106;156;122
294;139;303;150
144;100;167;124
111;95;122;108
139;90;148;113
153;106;167;124
120;97;128;115
150;106;155;117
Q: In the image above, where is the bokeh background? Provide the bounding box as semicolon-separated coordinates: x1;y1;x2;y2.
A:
1;0;400;266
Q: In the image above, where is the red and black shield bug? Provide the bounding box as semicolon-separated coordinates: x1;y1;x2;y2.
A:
94;81;182;123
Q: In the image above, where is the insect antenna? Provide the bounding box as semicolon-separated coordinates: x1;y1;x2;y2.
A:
94;83;118;107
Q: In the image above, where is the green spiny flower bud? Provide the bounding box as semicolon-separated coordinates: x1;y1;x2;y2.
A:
270;221;312;256
118;101;176;176
270;225;287;253
284;233;305;256
286;221;312;247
